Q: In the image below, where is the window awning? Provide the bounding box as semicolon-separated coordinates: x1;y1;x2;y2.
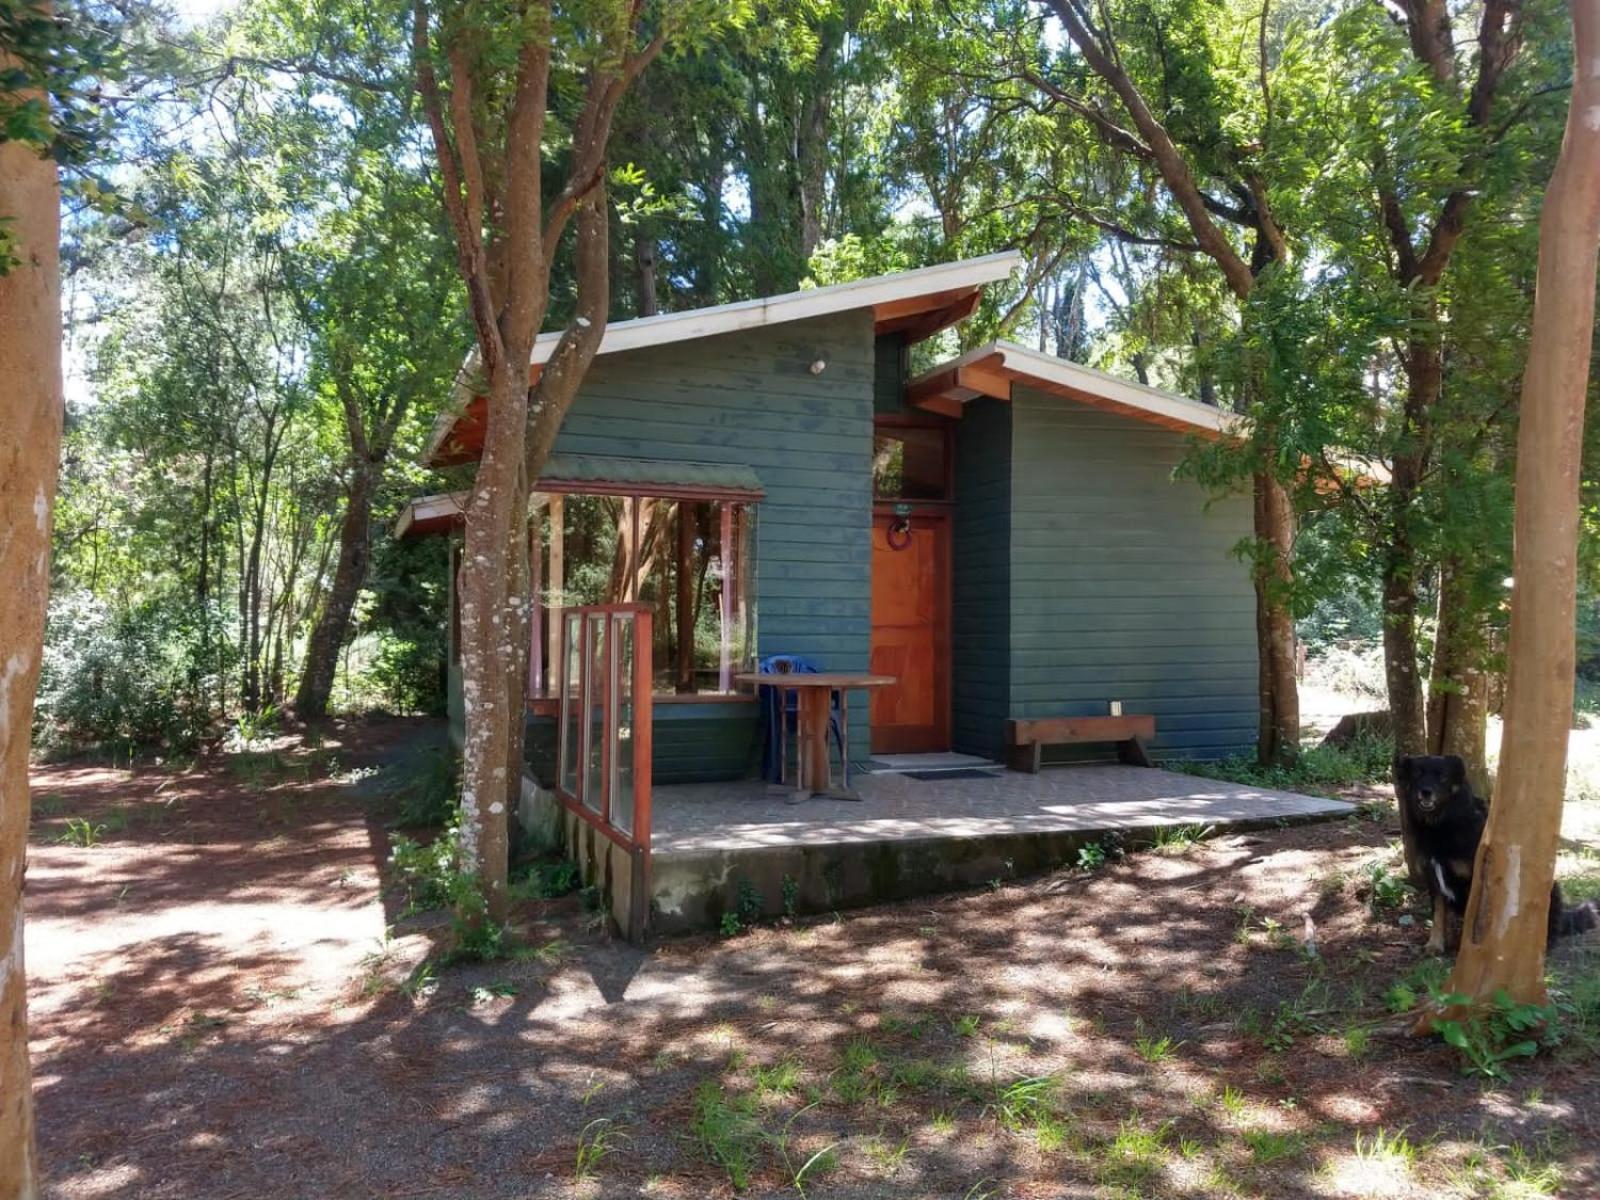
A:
395;457;764;539
536;453;765;500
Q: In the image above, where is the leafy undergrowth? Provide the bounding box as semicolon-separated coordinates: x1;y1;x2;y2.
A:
1170;731;1395;800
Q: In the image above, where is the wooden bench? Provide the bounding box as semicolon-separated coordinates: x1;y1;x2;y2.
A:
1006;715;1156;773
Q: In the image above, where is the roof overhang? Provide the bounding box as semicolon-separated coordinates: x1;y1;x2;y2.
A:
424;251;1021;467
395;490;469;539
396;456;768;538
907;341;1238;438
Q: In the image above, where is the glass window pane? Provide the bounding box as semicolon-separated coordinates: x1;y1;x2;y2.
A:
559;611;582;797
584;613;606;813
873;427;948;500
611;614;634;837
531;490;757;698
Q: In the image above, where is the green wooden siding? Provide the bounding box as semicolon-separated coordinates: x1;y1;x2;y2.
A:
524;701;760;786
542;310;878;767
1006;383;1257;760
951;399;1012;760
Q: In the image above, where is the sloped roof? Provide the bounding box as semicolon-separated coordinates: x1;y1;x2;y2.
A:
424;251;1021;466
908;341;1236;437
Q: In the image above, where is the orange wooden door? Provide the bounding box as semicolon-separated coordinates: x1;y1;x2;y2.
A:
870;511;950;754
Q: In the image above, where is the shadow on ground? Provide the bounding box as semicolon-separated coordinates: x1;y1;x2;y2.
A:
27;717;1600;1199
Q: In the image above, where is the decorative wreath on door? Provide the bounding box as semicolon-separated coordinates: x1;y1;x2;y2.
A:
886;517;913;550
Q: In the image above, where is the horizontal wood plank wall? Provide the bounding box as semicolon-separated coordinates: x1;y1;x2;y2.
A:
951;399;1013;761
525;703;760;785
1008;383;1257;762
547;311;877;770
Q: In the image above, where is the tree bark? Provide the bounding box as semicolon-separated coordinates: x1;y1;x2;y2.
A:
634;228;658;318
1252;471;1301;765
1380;341;1435;760
0;47;63;1192
1428;557;1491;794
1434;0;1600;1014
455;363;527;924
295;461;374;720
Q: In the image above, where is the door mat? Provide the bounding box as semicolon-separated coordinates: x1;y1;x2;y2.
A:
899;768;1004;781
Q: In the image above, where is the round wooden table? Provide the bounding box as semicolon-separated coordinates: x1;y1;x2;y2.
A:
735;672;896;800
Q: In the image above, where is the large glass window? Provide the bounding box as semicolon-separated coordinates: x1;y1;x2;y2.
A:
529;493;756;698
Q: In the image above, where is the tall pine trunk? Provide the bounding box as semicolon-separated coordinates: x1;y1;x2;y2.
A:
295;462;375;719
1434;0;1600;1013
0;33;62;1187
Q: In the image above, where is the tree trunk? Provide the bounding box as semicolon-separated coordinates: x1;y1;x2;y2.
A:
1435;1;1600;1014
1382;334;1439;760
1428;557;1491;795
0;55;63;1193
455;362;526;925
797;68;833;263
1252;472;1300;765
295;463;375;720
634;229;658;318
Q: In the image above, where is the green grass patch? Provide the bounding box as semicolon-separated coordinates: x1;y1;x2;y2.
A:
691;1080;762;1190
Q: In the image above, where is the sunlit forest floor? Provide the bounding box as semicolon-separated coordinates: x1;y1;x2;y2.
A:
25;714;1600;1199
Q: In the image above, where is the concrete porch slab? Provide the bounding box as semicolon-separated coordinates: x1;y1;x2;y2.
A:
648;766;1351;933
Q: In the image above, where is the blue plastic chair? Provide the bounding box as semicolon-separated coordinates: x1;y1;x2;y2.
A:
757;654;848;786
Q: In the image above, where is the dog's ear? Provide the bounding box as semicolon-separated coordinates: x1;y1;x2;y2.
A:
1393;754;1412;785
1443;754;1468;791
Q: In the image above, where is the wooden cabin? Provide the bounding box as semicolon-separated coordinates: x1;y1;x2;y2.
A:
400;253;1259;785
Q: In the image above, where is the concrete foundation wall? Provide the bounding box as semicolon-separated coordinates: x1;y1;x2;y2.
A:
517;772;645;940
650;828;1109;935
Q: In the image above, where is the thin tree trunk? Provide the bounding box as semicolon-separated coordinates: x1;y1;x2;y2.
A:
295;463;375;719
1428;557;1490;794
634;229;658;318
1382;336;1439;760
1434;0;1600;1014
0;38;63;1189
1252;471;1300;765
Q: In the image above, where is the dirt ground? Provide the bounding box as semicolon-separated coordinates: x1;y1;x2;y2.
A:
25;717;1600;1199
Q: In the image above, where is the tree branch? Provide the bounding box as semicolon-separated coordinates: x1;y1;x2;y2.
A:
1045;0;1259;298
411;0;500;373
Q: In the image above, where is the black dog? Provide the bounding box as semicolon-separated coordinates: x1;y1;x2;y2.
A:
1393;754;1598;954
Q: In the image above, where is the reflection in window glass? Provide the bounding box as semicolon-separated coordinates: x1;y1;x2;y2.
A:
532;495;755;697
559;611;582;796
873;427;948;500
611;614;634;836
583;613;606;812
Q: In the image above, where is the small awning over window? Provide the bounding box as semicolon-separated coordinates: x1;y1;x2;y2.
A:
536;453;765;500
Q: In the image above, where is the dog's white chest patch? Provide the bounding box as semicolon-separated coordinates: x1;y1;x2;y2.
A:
1433;860;1457;904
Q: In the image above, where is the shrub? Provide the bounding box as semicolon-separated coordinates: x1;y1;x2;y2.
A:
387;820;507;960
366;631;448;716
34;590;217;754
1175;730;1394;794
1303;641;1388;705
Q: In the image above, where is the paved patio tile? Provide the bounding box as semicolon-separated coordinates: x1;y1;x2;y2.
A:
652;765;1352;854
